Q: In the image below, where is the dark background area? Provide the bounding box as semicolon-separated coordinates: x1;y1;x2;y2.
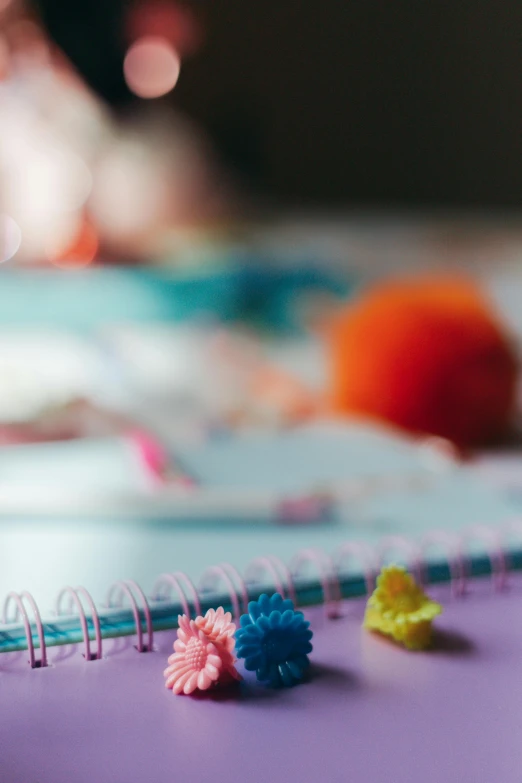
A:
36;0;522;206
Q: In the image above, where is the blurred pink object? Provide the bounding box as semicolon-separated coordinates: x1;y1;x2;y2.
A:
123;37;181;99
129;430;168;483
164;615;224;695
129;429;199;488
277;493;333;525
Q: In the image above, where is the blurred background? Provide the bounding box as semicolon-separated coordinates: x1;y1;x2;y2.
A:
24;0;522;207
2;0;522;611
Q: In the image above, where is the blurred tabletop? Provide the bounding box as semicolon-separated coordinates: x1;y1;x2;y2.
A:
2;211;522;611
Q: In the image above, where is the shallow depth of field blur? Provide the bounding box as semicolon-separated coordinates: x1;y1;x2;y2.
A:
2;0;522;607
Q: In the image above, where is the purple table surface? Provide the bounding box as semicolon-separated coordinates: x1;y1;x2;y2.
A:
1;578;521;783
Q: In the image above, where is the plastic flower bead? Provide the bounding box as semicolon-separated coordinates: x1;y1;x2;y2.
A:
164;616;224;695
195;606;235;645
195;607;241;683
235;593;313;687
364;565;442;650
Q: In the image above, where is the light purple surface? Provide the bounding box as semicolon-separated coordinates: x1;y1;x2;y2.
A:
1;579;521;783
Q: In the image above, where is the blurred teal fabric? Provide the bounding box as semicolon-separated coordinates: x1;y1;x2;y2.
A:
0;264;348;331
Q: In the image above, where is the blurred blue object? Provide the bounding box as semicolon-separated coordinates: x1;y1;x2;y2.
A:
236;261;350;331
0;267;242;329
0;260;349;331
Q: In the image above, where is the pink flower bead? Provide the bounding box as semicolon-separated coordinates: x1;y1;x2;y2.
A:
195;607;235;646
195;607;241;682
164;611;240;695
164;616;223;695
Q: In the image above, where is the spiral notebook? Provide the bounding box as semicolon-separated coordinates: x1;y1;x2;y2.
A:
1;527;522;783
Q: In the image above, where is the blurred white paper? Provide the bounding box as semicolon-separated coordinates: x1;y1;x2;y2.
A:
0;437;150;493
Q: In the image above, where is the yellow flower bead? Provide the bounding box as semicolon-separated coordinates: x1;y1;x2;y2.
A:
364;565;442;650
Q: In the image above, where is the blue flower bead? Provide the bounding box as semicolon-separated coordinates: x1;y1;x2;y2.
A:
235;593;313;687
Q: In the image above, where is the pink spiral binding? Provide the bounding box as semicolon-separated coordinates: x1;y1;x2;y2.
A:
377;535;423;585
459;525;508;592
244;555;297;605
106;580;153;653
419;531;466;597
333;541;378;597
289;548;340;619
499;518;522;577
55;586;102;661
4;520;522;666
220;563;249;613
199;562;249;621
152;572;201;618
2;591;47;668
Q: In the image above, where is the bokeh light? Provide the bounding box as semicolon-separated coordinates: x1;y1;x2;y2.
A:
123;36;180;99
0;214;22;263
125;1;202;57
47;218;99;268
3;136;92;220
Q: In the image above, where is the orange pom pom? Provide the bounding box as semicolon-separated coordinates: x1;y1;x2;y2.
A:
326;275;518;447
